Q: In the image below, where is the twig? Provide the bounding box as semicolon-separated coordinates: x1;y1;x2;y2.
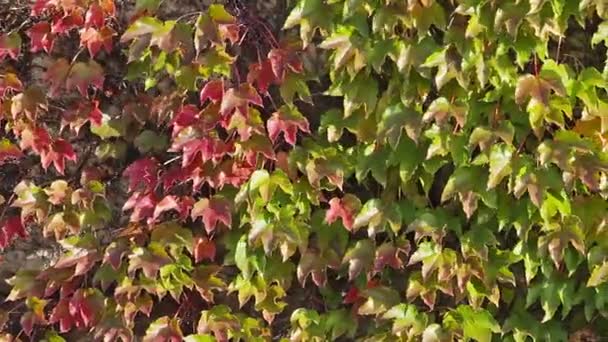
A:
556;36;563;63
163;155;182;165
517;133;531;154
175;11;201;23
0;193;16;223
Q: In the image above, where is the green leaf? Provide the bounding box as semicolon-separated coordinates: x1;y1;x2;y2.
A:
444;305;501;342
377;102;421;148
134;130;168;153
184;335;217;342
588;261;608;287
488;143;514;189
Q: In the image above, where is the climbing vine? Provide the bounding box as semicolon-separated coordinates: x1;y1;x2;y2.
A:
2;0;608;341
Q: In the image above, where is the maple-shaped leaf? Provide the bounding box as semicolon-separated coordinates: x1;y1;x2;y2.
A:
85;3;105;28
123;157;159;192
0;216;27;250
373;242;410;275
80;26;115;57
49;290;101;332
0;139;23;165
61;100;103;133
52;12;85;35
296;248;340;287
50;249;102;278
267;105;310;146
200;79;224;104
27;22;55;53
40;139;77;175
236;134;276;165
193;5;239;49
11;86;47;120
144;316;183;342
123;191;158;223
268;48;303;82
170;104;199;137
44;212;80;240
45;58;71;96
220;83;263;116
247;60;276;93
66;60;105;96
152;195;194;222
92;312;134;342
194;236;216;263
176;136;232;167
49;298;75;333
191;196;232;234
515;73;566;107
128;244;172;279
343;239;375;280
0;32;22;61
357;286;400;316
19;126;51;155
103;240;130;271
325;194;362;230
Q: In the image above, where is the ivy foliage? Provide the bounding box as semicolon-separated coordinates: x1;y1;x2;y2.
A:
1;0;608;341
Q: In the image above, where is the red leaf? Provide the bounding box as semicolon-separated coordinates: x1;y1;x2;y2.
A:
19;126;52;155
160;164;194;191
152;195;194;222
325;196;360;230
40;139;77;175
373;243;409;275
0;139;23;165
80;26;115;57
69;290;96;329
199;79;224;104
49;298;75;333
175;136;232;168
343;286;360;304
66;60;104;96
0;32;21;61
193;236;216;263
52;12;84;35
170;104;199;137
88;99;103;125
61;100;103;133
27;22;55;53
123;157;159;192
191;197;232;234
267;106;310;146
31;0;52;16
123;191;158;223
219;83;262;117
218;24;240;44
104;241;129;270
85;3;105;28
247;59;276;93
0;216;27;250
268;48;303;82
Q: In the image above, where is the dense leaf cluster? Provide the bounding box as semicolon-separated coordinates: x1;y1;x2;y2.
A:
2;0;608;340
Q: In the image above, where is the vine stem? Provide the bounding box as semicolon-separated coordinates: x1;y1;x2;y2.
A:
174;11;201;23
0;193;16;223
556;36;563;63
